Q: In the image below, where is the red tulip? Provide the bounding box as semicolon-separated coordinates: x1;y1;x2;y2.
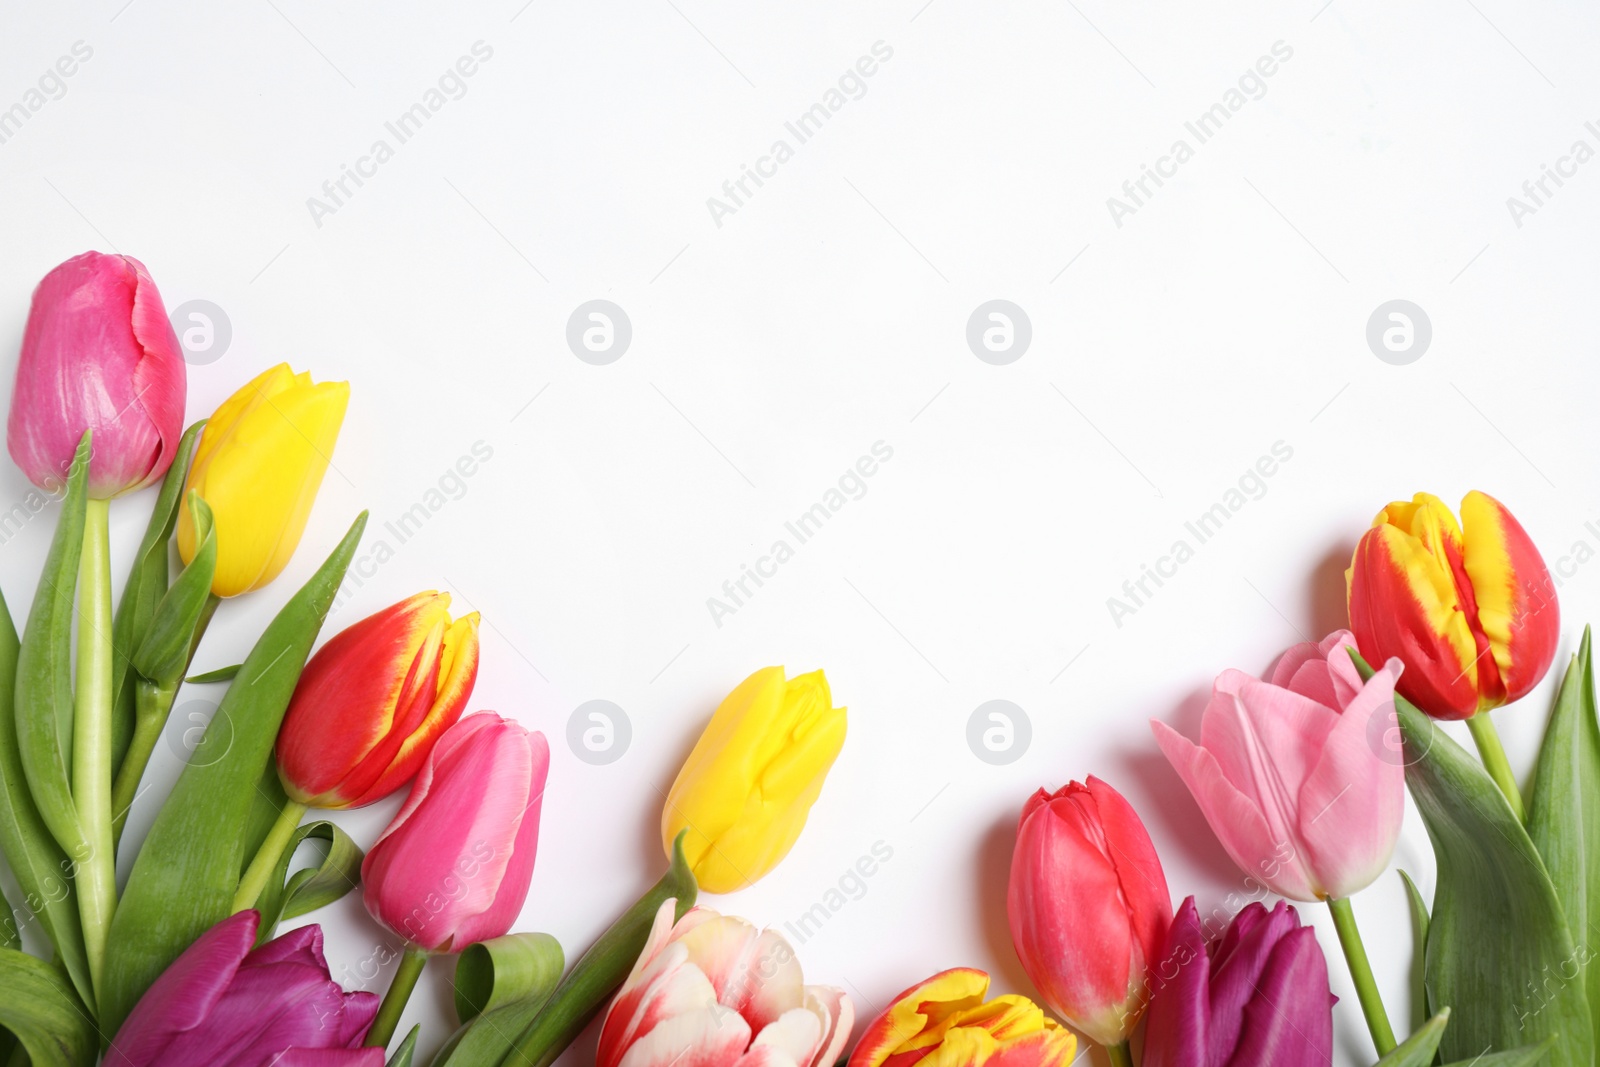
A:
105;910;380;1067
1007;777;1171;1047
277;591;479;809
361;713;549;951
1347;490;1558;720
7;251;186;498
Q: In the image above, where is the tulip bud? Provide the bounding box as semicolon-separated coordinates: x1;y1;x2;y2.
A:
1007;777;1171;1047
277;591;480;809
661;667;846;894
1143;898;1335;1067
7;251;186;499
177;363;349;597
597;900;852;1067
1153;631;1405;902
107;911;381;1067
361;713;548;952
1347;490;1558;720
848;968;1077;1067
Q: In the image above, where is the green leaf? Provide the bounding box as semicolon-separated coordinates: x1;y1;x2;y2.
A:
13;433;90;866
494;831;698;1067
0;947;98;1067
1398;869;1430;1034
1526;625;1600;1054
98;512;369;1037
253;819;365;944
388;1026;420;1067
455;932;563;1024
110;420;204;775
433;996;552;1067
1439;1039;1557;1066
185;664;241;685
240;760;289;881
1373;1008;1448;1066
1372;656;1594;1067
129;492;216;689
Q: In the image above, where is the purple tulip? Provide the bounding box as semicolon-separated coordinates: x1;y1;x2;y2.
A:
1143;897;1335;1067
7;250;186;499
105;911;382;1067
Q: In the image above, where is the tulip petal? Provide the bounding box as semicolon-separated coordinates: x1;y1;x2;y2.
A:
1461;490;1559;705
452;730;549;947
1295;657;1406;899
1151;721;1319;901
848;968;989;1067
616;1005;752;1067
600;944;721;1067
1348;522;1480;719
1225;925;1334;1067
745;1006;824;1067
106;910;258;1067
802;986;853;1067
1140;899;1209;1067
270;1052;386;1067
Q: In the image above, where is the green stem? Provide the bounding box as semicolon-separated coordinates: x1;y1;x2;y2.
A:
110;681;174;845
109;592;218;848
71;498;116;999
231;798;307;913
365;946;428;1049
1106;1042;1134;1067
1466;709;1525;821
1327;896;1396;1055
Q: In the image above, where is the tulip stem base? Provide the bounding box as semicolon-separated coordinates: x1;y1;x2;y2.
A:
1106;1042;1134;1067
72;497;116;999
110;592;220;849
1327;896;1396;1055
232;798;307;914
366;946;428;1049
1466;710;1525;821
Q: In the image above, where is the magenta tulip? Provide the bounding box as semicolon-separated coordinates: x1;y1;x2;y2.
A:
361;712;549;952
1143;897;1335;1067
1151;630;1405;902
7;251;186;498
104;910;380;1067
1007;776;1171;1048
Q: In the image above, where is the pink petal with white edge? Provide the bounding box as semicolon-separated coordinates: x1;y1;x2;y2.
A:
1296;657;1406;899
599;943;717;1067
801;987;853;1067
746;1006;825;1067
616;1005;753;1067
1152;721;1320;901
680;920;805;1034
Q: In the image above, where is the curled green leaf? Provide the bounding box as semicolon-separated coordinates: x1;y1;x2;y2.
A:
253;818;365;944
455;932;563;1024
0;947;98;1067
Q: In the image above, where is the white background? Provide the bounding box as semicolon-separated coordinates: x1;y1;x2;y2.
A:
1;1;1597;1064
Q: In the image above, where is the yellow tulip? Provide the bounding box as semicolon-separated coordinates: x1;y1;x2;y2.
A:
661;666;847;893
177;363;349;597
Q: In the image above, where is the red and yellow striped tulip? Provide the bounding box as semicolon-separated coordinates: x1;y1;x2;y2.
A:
1346;490;1558;720
848;968;1077;1067
277;591;479;809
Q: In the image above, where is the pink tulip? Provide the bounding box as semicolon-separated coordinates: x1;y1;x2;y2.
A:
361;712;549;951
1007;777;1171;1047
7;251;186;498
1152;630;1405;902
597;900;852;1067
105;910;380;1067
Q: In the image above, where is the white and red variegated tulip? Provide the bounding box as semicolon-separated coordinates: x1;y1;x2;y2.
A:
597;900;852;1067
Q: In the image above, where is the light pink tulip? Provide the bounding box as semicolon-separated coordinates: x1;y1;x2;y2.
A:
361;712;549;951
7;251;186;498
1151;630;1405;902
597;901;852;1067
